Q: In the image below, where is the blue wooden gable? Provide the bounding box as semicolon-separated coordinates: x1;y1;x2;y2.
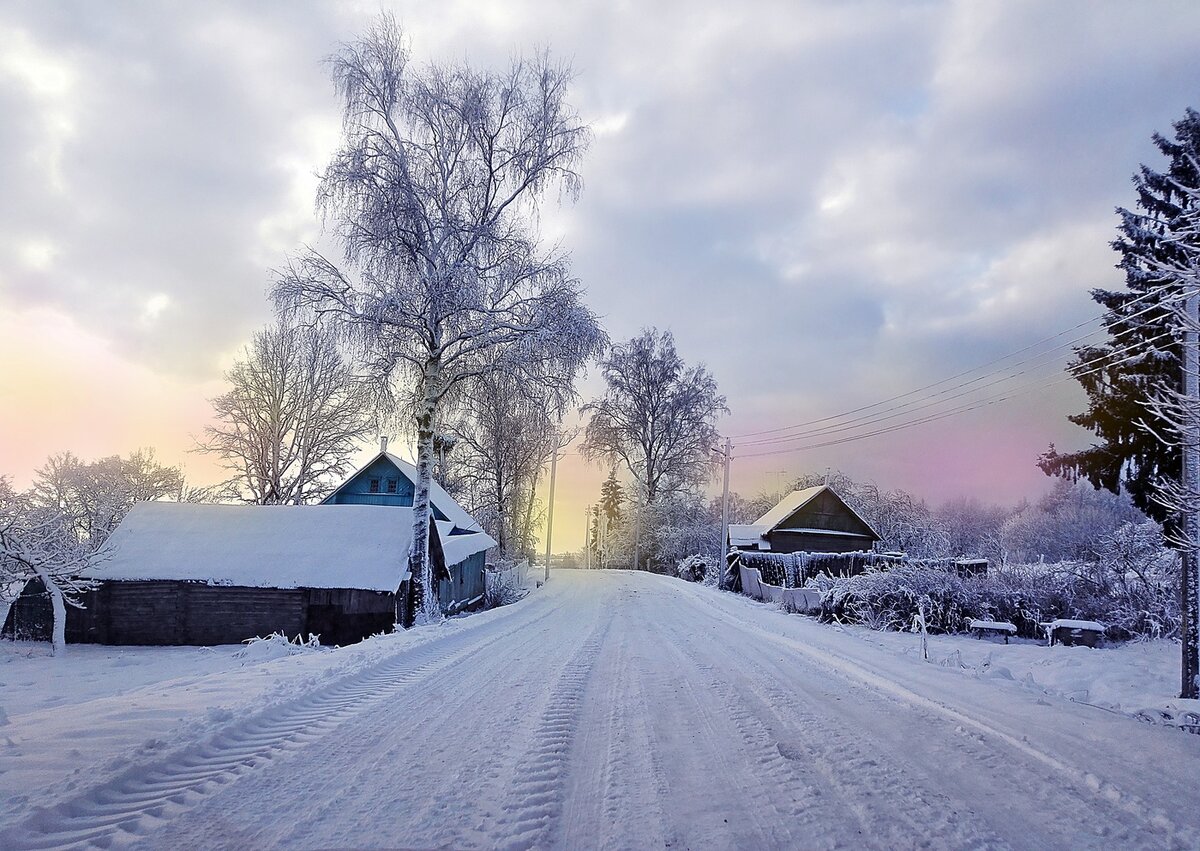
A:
324;456;448;521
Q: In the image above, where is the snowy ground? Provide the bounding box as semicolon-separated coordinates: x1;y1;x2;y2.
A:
2;570;1199;850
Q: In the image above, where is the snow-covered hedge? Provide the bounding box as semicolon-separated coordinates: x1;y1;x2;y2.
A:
737;550;953;588
812;559;1181;641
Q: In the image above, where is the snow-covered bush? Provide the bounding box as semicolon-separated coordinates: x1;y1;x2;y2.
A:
677;554;708;583
813;553;1180;641
820;565;979;634
235;632;324;662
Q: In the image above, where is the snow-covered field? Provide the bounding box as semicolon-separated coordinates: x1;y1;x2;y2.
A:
2;570;1199;849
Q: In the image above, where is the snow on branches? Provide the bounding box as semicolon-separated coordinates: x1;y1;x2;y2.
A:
0;478;94;656
273;15;605;625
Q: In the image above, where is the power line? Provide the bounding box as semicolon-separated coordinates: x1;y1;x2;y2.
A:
736;329;1174;458
737;319;1174;449
728;286;1184;440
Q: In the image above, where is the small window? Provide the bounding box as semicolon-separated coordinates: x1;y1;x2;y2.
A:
369;478;381;494
386;478;398;494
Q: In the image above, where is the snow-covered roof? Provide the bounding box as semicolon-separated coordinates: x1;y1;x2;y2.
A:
752;486;879;540
753;486;826;530
436;519;497;566
89;502;487;592
729;524;769;548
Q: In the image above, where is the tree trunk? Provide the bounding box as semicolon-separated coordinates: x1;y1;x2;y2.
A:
35;567;67;657
406;360;442;626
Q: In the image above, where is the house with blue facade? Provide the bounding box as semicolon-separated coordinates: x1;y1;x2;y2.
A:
322;446;495;611
3;446;496;647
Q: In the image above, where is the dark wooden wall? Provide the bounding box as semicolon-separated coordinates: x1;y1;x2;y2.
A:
64;582;395;647
1;578;51;640
438;551;487;611
767;531;874;554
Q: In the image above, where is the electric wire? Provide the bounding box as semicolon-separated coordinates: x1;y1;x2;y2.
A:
727;285;1184;440
735;319;1175;448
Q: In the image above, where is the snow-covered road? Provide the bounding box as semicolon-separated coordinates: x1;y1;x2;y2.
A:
4;570;1200;850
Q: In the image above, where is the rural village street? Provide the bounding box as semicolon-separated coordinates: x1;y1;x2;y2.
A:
4;570;1200;850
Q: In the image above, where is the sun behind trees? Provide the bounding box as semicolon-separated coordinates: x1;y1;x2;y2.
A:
273;15;605;625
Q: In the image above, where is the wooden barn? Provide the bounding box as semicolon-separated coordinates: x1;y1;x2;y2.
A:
728;486;880;555
3;451;496;647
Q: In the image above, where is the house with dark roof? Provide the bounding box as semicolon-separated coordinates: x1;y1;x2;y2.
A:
3;449;496;647
728;486;880;555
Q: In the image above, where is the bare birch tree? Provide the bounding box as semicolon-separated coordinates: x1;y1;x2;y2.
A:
1128;176;1200;699
196;320;375;505
582;329;726;505
451;369;559;559
274;17;605;624
32;449;183;549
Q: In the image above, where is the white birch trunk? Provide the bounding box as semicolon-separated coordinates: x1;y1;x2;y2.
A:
34;567;67;657
407;359;442;625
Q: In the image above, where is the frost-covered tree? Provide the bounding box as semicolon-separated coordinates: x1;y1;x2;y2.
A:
599;468;624;530
934;497;1011;562
1042;109;1200;697
1039;110;1200;522
451;369;560;559
32;449;183;549
274;16;605;625
196;319;374;505
582;329;726;505
0;478;94;656
999;478;1144;565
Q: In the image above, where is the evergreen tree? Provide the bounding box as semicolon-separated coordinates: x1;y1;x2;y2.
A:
599;468;624;530
1040;109;1200;524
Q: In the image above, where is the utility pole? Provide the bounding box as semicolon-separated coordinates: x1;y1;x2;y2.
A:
1182;289;1199;699
544;444;559;583
713;438;733;590
585;505;593;570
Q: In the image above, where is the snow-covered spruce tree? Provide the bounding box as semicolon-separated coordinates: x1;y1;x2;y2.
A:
1042;109;1200;697
0;477;93;656
1039;110;1200;525
196;318;375;505
273;16;605;626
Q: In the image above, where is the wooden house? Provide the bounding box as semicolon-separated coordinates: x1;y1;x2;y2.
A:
728;486;879;554
4;451;495;647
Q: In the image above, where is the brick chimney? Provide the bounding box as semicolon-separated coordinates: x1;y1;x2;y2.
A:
381;436;389;453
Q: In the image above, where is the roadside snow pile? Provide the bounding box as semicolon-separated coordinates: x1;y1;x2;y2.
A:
850;626;1200;732
234;632;326;664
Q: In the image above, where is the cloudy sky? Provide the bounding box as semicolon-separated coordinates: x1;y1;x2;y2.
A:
2;0;1198;548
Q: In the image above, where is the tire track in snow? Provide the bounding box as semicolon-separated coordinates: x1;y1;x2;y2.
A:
581;609;670;851
492;613;610;851
673;580;1199;849
0;597;559;851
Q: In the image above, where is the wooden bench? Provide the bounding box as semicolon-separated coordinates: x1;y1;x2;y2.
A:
1041;619;1105;648
968;619;1017;644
